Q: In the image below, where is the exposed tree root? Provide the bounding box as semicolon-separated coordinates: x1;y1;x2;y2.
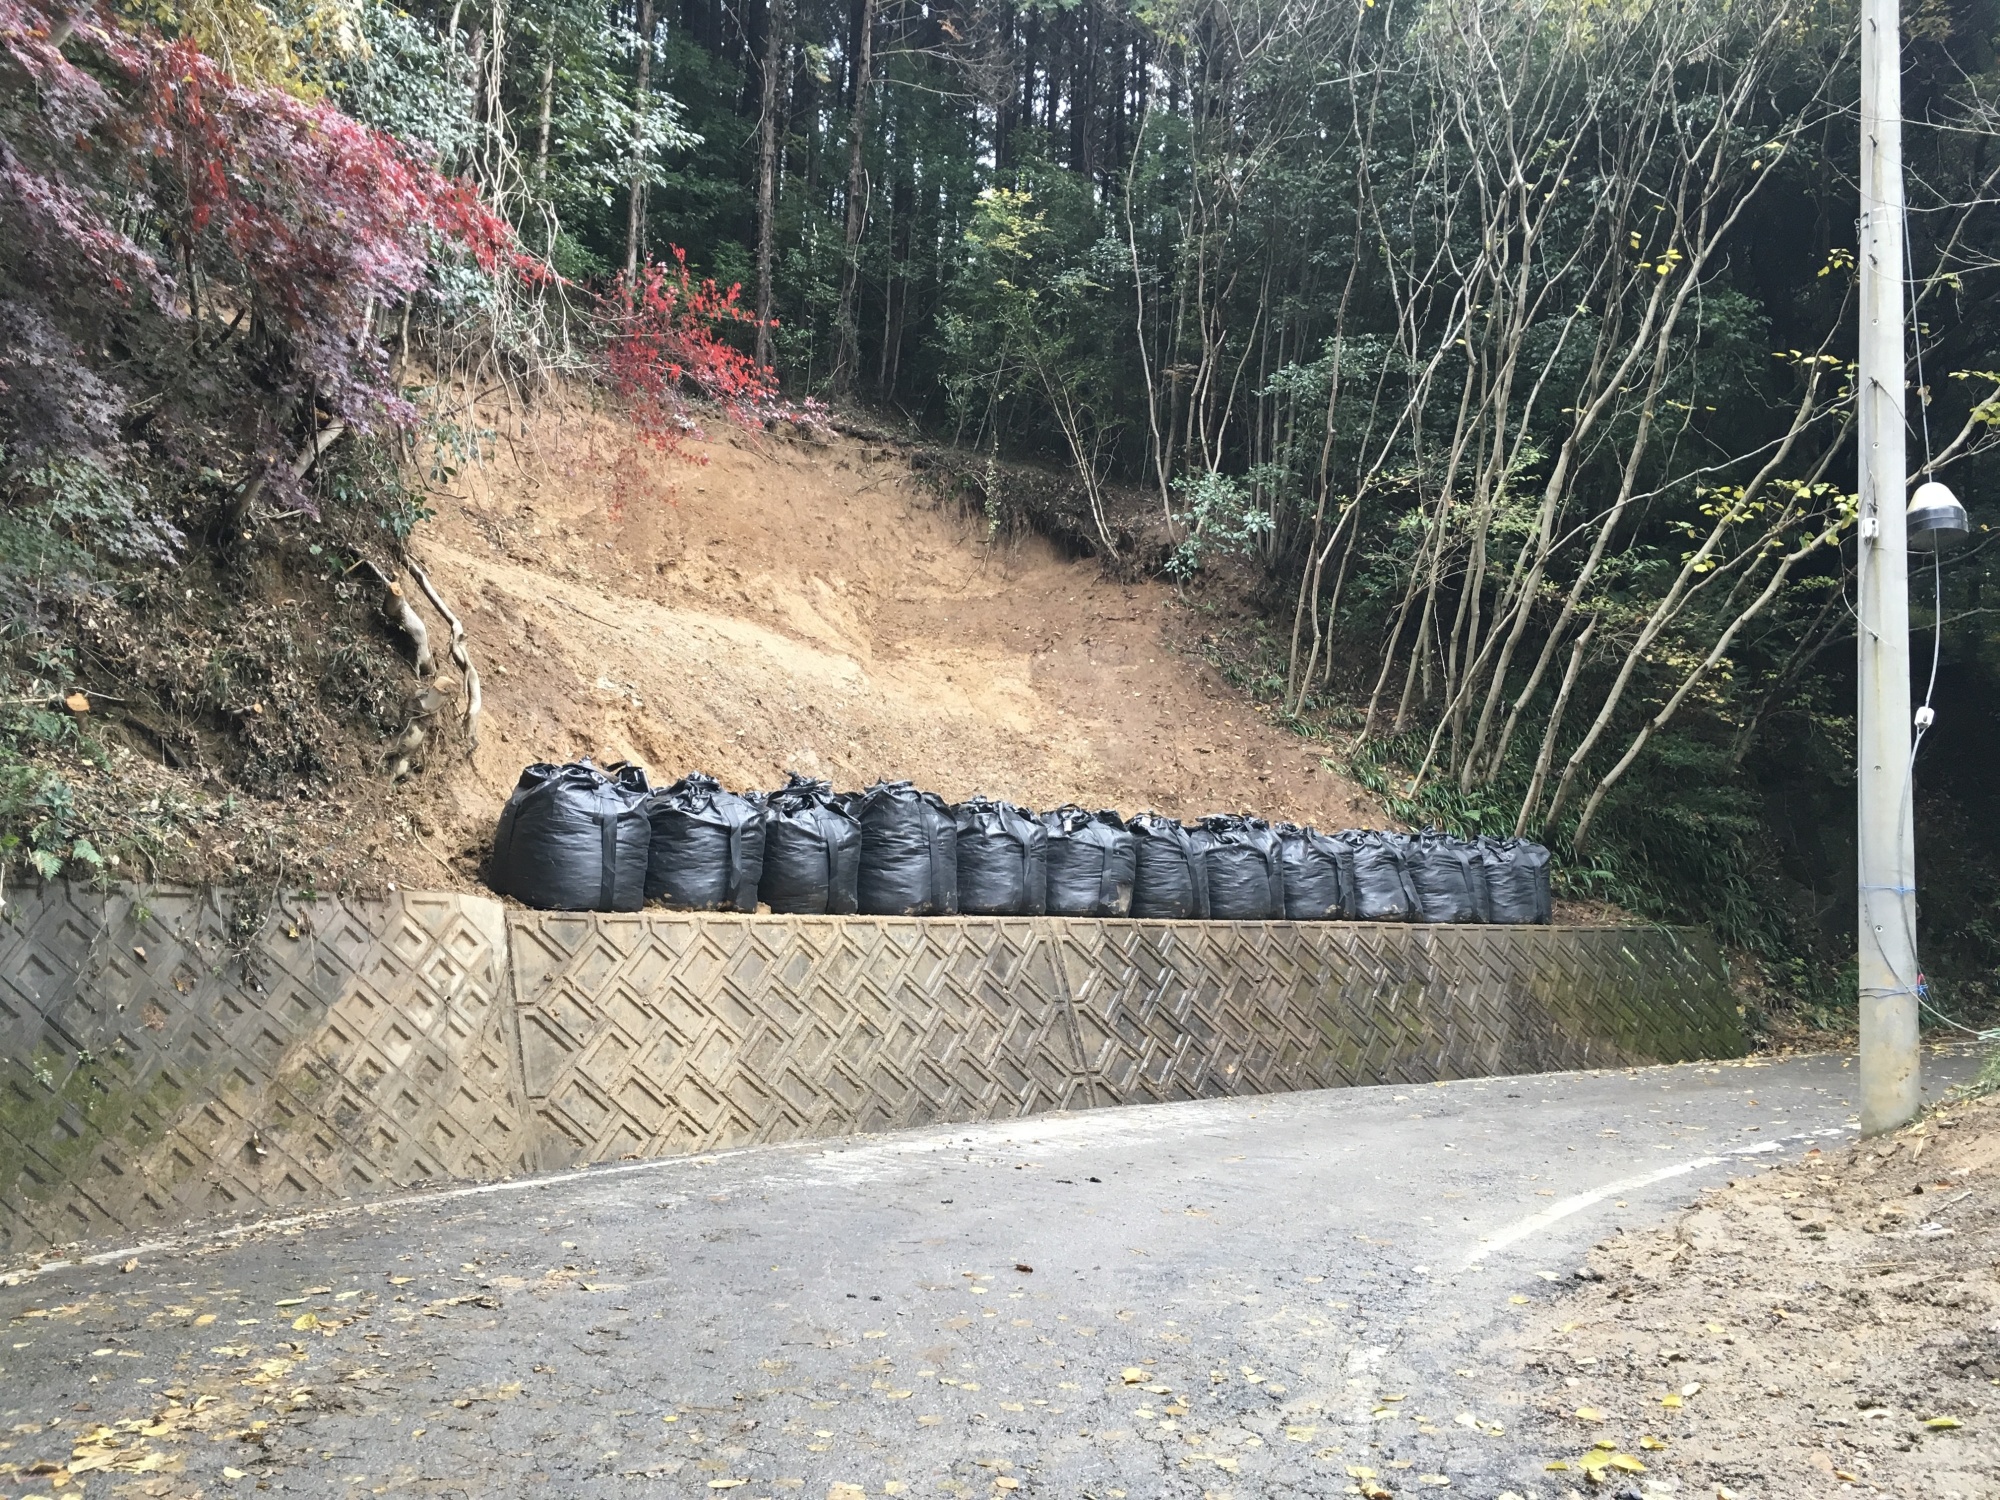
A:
356;560;434;677
406;558;482;752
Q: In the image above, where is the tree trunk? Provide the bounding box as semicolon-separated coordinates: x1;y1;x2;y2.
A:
831;0;877;397
535;45;555;181
755;0;786;369
625;0;657;280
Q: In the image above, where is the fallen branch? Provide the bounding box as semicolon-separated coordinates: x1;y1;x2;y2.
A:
405;558;482;752
354;560;434;676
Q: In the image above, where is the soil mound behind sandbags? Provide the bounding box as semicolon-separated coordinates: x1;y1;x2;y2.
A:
1276;823;1345;920
759;774;862;915
1334;829;1421;922
855;781;958;915
491;759;652;911
1190;815;1285;920
1042;806;1135;917
1477;835;1553;924
954;797;1048;915
643;771;765;911
1127;812;1210;920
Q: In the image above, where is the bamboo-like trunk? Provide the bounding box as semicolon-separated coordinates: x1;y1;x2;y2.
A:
755;0;786;369
625;0;656;280
831;0;877;397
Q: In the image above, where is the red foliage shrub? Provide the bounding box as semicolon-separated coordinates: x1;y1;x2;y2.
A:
600;248;823;454
0;0;530;443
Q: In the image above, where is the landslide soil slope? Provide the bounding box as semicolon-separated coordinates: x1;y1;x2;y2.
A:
382;408;1379;890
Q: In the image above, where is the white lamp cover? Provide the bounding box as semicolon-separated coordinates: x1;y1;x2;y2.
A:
1907;479;1969;550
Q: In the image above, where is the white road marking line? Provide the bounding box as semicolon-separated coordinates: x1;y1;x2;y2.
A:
1462;1131;1847;1268
1464;1157;1724;1267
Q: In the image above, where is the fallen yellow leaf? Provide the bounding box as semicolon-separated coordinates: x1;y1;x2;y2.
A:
1509;1295;1530;1305
292;1313;319;1332
1545;1461;1570;1472
1347;1466;1378;1480
1640;1436;1668;1451
1662;1393;1684;1409
1610;1454;1647;1473
707;1482;745;1491
1924;1416;1963;1430
1121;1367;1146;1384
193;1313;217;1327
1574;1407;1606;1422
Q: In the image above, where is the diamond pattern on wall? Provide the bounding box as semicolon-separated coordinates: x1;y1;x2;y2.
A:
510;915;1092;1165
0;884;522;1255
508;914;1741;1167
3;880;1741;1254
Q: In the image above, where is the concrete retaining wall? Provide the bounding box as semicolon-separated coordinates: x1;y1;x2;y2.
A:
1;882;1742;1253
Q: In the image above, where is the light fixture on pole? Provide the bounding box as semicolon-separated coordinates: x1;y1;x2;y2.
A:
1907;480;1969;550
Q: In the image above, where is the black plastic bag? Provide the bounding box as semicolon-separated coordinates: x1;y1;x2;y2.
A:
1190;814;1285;920
491;759;652;911
855;780;958;915
1404;829;1482;923
1477;836;1553;924
1333;830;1420;922
1042;806;1136;917
1276;823;1345;920
643;772;766;911
1127;813;1210;920
954;796;1048;915
758;774;862;915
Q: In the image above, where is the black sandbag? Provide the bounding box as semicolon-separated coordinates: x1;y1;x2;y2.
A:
643;772;766;910
1190;814;1285;920
855;780;958;915
1127;813;1210;920
1404;829;1482;923
758;774;862;915
491;759;651;911
1477;835;1554;925
1276;823;1345;920
1333;829;1420;921
1042;806;1136;917
954;796;1047;915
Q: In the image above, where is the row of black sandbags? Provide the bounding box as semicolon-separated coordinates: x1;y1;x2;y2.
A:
488;761;1552;923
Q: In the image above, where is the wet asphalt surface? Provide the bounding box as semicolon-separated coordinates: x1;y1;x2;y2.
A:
0;1048;1979;1500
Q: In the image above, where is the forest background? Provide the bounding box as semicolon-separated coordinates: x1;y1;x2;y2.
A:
5;0;2000;1033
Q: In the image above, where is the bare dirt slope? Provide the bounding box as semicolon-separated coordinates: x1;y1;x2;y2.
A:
1513;1086;1999;1500
382;407;1379;888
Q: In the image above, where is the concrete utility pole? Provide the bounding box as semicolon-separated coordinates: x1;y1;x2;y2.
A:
1856;0;1920;1135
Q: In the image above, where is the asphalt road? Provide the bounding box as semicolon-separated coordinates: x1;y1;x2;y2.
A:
0;1048;1979;1499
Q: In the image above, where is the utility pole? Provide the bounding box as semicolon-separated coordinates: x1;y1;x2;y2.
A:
1857;0;1920;1135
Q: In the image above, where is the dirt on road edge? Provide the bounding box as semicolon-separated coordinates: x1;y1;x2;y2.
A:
1512;1085;1999;1500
